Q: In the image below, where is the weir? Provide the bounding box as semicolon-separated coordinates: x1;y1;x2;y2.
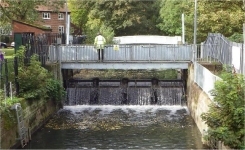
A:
65;78;186;106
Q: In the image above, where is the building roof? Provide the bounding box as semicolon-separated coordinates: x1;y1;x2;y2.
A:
12;20;52;31
36;4;70;13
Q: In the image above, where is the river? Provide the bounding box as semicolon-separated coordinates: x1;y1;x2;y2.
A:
25;105;206;149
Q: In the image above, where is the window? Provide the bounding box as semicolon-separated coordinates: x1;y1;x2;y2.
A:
58;26;65;33
58;13;64;20
42;12;50;19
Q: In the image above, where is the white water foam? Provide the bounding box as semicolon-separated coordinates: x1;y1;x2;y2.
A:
61;105;189;116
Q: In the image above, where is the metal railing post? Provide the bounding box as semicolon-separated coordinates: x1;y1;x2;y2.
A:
192;44;196;62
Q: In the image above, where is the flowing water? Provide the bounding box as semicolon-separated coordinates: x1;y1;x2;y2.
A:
66;81;185;105
25;81;206;149
26;105;205;149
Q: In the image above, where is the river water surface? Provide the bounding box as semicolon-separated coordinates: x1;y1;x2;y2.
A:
26;105;205;149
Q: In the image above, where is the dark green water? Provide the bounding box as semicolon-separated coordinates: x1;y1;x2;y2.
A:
26;105;205;149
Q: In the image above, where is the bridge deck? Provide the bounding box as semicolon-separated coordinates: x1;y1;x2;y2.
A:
48;44;193;70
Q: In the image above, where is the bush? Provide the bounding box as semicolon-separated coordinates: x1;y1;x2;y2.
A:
16;47;65;101
0;90;23;129
228;33;243;43
46;78;66;102
201;69;245;149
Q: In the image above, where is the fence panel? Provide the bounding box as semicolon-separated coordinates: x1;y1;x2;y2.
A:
59;45;97;62
47;45;57;62
201;33;244;74
104;45;131;61
0;57;20;96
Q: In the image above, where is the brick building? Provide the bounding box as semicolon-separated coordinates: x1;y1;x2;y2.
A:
36;4;71;34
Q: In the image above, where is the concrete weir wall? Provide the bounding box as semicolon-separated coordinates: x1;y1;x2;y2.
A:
1;63;61;149
1;99;58;149
186;63;212;140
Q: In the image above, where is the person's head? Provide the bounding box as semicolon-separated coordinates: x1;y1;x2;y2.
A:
97;32;101;36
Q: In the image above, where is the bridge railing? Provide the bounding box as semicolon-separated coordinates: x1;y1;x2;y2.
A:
196;44;222;63
194;62;221;100
199;33;244;74
47;44;193;62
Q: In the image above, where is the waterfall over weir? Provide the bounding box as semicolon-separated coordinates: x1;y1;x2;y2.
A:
65;79;186;106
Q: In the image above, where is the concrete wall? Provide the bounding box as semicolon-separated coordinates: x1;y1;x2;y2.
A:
0;98;58;149
186;63;212;141
187;63;232;149
0;62;62;149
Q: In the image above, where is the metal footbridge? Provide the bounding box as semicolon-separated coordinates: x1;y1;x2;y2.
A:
47;44;194;70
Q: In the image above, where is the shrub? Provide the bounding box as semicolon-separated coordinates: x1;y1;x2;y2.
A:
201;69;245;149
16;47;65;101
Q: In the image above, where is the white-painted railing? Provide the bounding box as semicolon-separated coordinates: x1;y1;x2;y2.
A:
194;62;221;100
201;33;244;74
47;44;193;62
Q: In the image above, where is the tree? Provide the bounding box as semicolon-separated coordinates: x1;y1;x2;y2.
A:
68;0;89;35
157;0;194;43
0;0;65;38
201;70;245;149
157;0;244;43
0;0;65;24
198;0;244;41
68;0;162;44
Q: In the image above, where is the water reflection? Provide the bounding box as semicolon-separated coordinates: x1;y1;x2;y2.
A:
26;105;205;149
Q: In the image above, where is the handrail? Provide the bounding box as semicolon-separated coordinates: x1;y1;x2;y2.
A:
47;44;193;63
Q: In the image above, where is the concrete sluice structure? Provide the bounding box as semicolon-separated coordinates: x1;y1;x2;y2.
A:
65;78;186;106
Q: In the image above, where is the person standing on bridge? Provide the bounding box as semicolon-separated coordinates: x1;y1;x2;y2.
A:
94;32;106;62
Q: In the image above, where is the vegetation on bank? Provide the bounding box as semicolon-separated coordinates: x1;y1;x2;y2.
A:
0;46;65;129
201;69;245;149
0;91;23;130
15;47;65;101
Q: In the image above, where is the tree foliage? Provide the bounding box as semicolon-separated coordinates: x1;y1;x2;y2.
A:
0;0;65;33
157;0;244;43
2;0;242;44
69;0;161;44
157;0;194;43
201;70;245;149
228;33;244;43
0;0;65;23
197;0;244;42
